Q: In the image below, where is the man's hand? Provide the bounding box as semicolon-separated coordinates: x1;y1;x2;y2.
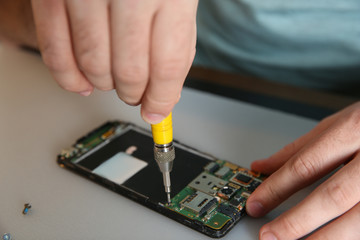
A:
30;0;197;124
247;102;360;239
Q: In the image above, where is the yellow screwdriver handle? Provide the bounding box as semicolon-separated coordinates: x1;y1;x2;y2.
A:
151;112;173;145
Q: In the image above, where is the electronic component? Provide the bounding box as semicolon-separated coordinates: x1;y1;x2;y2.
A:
224;162;238;171
181;191;217;216
238;167;261;177
230;172;253;186
247;179;262;192
204;162;219;174
101;127;115;140
236;174;252;183
217;184;238;200
188;172;228;196
217;204;242;221
229;193;247;210
214;166;231;178
241;191;251;198
228;182;241;190
60;147;78;159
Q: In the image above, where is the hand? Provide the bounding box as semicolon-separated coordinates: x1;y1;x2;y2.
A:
0;0;37;47
247;102;360;240
31;0;198;124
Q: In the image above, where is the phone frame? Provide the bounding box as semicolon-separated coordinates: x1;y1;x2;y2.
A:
57;121;246;238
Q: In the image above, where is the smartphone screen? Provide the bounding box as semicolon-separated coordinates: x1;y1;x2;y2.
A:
58;121;265;238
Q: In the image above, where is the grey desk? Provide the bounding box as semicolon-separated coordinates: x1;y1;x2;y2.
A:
0;45;319;239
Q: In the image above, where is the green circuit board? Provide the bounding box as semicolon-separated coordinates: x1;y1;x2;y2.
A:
59;121;123;162
165;160;266;230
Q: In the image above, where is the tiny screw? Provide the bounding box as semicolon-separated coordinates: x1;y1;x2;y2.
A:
2;233;11;240
23;203;32;215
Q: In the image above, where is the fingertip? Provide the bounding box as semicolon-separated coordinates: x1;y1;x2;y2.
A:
246;200;266;218
251;157;282;175
78;90;93;96
251;159;270;173
250;160;262;171
56;74;94;95
141;107;168;124
260;230;277;240
142;113;167;125
140;97;174;124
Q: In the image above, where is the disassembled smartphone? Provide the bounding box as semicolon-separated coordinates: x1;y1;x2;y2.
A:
57;121;266;238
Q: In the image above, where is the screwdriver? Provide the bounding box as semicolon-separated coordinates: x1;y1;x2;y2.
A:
151;112;175;204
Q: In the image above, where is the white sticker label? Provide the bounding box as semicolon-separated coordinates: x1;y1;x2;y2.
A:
92;152;148;185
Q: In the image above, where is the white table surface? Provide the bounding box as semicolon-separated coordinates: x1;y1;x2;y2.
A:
0;45;319;240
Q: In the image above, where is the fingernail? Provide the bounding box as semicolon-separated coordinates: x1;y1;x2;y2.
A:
143;113;166;124
247;201;265;217
79;90;92;96
261;231;277;240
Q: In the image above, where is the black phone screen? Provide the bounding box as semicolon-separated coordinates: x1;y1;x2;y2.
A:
75;129;211;203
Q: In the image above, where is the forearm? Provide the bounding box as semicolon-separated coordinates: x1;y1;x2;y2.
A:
0;0;37;48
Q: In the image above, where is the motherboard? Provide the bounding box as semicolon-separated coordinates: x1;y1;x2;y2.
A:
165;160;266;230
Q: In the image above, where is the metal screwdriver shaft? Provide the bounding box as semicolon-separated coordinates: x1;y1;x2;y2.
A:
151;113;175;204
154;142;175;203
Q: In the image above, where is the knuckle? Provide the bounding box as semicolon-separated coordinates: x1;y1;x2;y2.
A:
346;107;360;132
263;182;283;204
142;93;175;112
153;58;185;80
74;27;111;88
290;156;319;181
115;89;141;106
77;50;109;79
113;65;147;86
39;40;92;93
279;215;304;238
41;45;70;73
323;181;351;207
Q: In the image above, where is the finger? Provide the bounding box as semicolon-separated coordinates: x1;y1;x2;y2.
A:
307;202;360;240
257;156;360;240
110;0;155;105
31;0;93;95
66;0;113;91
251;112;339;175
252;103;360;174
247;115;360;218
141;0;198;124
167;15;197;106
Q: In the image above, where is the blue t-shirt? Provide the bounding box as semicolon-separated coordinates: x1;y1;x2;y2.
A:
194;0;360;94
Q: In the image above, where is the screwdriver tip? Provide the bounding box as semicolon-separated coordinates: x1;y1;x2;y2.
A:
167;192;171;204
